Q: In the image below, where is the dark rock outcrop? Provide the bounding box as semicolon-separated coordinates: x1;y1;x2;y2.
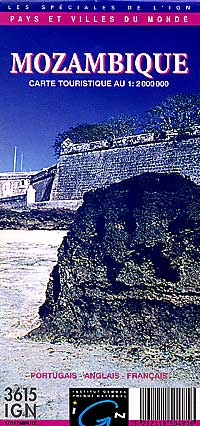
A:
31;173;200;348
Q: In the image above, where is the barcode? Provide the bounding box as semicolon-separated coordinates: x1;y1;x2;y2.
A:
140;388;196;420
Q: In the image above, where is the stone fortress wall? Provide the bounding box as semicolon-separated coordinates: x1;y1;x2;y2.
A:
50;131;200;205
31;165;56;202
0;167;56;209
0;129;200;209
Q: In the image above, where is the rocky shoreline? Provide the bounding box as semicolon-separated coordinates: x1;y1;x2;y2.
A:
0;208;74;230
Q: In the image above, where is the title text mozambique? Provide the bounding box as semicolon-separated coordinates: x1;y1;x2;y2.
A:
10;52;189;79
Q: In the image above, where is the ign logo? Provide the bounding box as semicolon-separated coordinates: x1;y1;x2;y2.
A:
70;388;128;426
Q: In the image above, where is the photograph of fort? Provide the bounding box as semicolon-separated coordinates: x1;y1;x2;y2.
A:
0;17;200;421
1;126;200;211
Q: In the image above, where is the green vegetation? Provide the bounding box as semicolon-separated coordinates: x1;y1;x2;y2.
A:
53;93;200;157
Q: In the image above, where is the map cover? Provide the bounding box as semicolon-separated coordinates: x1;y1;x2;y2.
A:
0;0;200;424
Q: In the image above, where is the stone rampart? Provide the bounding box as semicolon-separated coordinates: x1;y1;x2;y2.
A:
0;194;27;209
50;137;200;202
30;165;56;202
0;167;56;209
1;133;200;209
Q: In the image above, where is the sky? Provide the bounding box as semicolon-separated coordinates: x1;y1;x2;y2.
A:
0;24;200;172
